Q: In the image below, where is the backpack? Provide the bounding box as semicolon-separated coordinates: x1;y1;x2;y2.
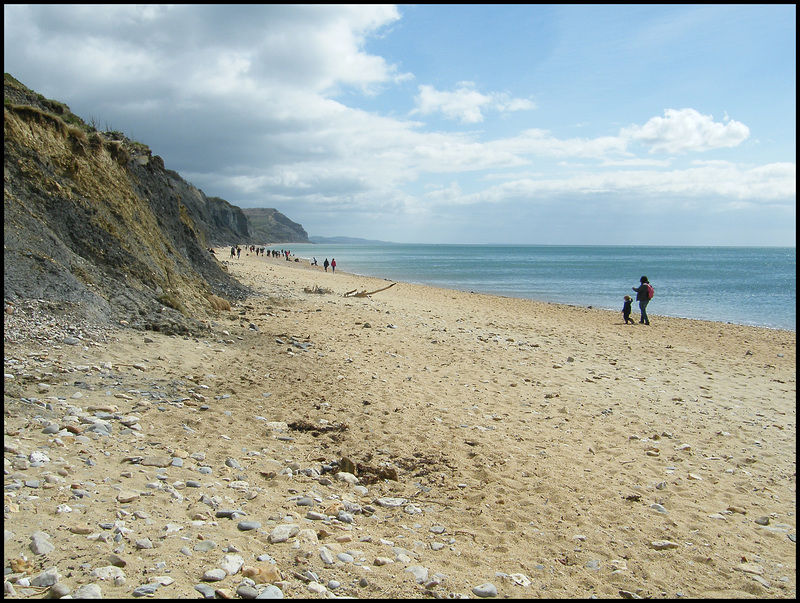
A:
646;283;654;299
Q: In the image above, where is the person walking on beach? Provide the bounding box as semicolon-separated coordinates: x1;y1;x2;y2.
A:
622;295;635;324
323;258;329;272
331;258;336;273
632;276;653;325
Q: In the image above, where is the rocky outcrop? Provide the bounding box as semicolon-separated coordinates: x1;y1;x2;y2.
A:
241;207;310;244
4;74;253;334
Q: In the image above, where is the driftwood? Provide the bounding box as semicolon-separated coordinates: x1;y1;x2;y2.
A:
343;283;396;297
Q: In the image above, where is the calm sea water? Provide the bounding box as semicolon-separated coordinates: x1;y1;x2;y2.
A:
265;244;796;331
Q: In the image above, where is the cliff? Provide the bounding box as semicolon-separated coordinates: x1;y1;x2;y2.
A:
3;74;259;334
241;208;309;244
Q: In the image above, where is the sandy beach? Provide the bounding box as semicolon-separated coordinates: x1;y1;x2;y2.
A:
4;249;796;599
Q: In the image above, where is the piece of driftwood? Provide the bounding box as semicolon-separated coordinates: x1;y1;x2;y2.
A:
343;283;396;297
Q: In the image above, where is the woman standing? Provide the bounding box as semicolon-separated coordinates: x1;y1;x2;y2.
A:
632;276;652;325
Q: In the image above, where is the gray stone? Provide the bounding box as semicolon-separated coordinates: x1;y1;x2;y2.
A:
220;554;245;576
194;583;216;598
48;583;71;598
237;584;259;599
238;520;262;531
30;567;61;587
132;583;160;597
268;524;300;543
30;532;55;555
255;584;284;598
472;582;498;598
73;584;103;598
405;565;429;583
202;568;226;581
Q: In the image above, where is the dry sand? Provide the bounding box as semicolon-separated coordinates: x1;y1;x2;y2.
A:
3;249;796;599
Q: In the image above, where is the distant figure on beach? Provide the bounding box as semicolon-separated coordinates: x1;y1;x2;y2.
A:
237;247;241;259
632;276;653;325
622;295;635;324
312;257;318;266
230;246;236;258
323;258;329;272
331;258;336;273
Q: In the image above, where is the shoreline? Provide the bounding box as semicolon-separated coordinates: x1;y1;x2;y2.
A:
3;249;795;599
240;248;796;335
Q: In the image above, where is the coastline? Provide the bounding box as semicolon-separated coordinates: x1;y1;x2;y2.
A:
267;244;797;332
3;249;795;599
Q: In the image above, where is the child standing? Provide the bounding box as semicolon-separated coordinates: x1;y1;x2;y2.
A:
622;295;635;324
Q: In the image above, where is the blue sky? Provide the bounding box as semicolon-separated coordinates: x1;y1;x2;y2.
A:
4;4;796;245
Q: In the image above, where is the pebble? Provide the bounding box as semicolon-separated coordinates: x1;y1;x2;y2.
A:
472;582;498;598
220;554;245;575
202;568;227;582
30;531;55;555
73;583;103;598
405;565;429;583
268;524;300;543
238;520;262;531
132;583;160;597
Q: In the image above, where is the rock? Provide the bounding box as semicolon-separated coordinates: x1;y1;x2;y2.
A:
72;584;102;598
132;583;160;597
319;548;335;565
650;540;680;550
237;584;259;599
117;491;139;503
472;583;498;598
268;524;300;543
202;568;227;582
89;566;125;582
30;531;55;555
405;565;428;583
30;567;61;587
194;583;216;598
220;554;245;576
48;583;71;598
257;584;284;598
238;521;262;531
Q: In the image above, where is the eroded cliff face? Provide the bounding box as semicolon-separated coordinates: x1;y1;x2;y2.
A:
3;74;251;334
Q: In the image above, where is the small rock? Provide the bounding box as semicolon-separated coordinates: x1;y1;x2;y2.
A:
268;524;299;544
237;521;262;531
202;568;227;582
472;582;498;598
650;540;680;550
73;584;103;598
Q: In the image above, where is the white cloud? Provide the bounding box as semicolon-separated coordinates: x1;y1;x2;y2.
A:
621;108;750;154
443;161;795;207
412;82;535;123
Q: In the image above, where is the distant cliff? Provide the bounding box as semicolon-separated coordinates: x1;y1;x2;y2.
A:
3;74;262;334
242;208;310;244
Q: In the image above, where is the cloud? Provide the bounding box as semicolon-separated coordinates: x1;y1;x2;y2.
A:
411;82;535;123
439;161;795;208
621;108;750;154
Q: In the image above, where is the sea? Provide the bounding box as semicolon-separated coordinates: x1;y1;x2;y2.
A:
263;244;796;332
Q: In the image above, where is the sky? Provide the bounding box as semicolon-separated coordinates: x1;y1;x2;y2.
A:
4;4;796;246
